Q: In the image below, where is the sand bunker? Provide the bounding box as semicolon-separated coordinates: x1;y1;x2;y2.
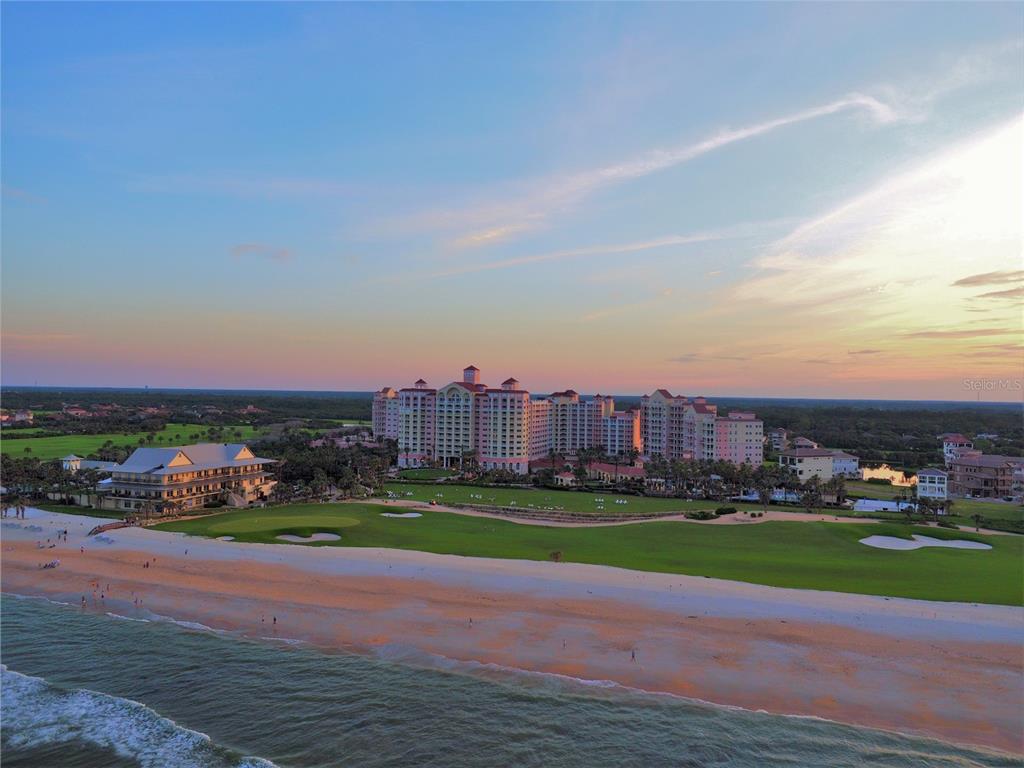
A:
380;512;422;519
276;533;341;543
860;535;991;551
216;536;235;541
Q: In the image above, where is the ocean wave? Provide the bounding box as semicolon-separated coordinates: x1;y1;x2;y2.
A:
0;666;278;768
145;612;229;634
2;591;75;608
105;611;151;623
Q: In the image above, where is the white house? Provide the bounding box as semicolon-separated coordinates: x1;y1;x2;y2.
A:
916;467;948;501
779;448;834;482
828;450;860;478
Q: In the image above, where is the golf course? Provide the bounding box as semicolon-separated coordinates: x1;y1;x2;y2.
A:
155;503;1023;605
382;482;764;515
0;423;269;459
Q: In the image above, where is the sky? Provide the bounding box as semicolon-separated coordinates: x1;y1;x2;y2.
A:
2;2;1022;400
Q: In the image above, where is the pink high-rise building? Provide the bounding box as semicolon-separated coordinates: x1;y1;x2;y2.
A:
372;367;763;474
640;391;762;465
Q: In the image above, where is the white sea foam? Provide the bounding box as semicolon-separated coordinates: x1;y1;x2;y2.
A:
106;611;151;623
0;666;278;768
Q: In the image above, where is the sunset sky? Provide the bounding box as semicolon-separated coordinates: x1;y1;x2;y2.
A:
2;3;1022;399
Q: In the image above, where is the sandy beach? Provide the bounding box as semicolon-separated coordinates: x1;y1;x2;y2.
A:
3;508;1022;755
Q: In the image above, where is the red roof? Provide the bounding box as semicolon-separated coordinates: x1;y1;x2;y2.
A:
502;377;519;385
589;462;645;478
463;365;479;371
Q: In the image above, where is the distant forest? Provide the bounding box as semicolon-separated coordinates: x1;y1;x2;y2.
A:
1;388;372;422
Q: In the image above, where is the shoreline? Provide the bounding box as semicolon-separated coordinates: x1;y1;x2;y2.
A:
2;508;1022;755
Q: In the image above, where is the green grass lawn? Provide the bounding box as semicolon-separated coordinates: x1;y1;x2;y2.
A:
396;468;459;480
0;423;269;459
845;480;916;499
382;482;763;515
154;503;1023;605
845;480;1023;530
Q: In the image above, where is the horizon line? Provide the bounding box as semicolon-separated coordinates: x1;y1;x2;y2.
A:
2;383;1021;407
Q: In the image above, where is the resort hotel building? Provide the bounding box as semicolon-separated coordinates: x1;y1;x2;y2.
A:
98;443;276;512
372;366;763;475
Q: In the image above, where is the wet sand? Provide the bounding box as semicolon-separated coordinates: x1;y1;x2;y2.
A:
2;509;1022;754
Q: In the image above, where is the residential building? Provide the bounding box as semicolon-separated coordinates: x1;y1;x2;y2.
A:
602;407;641;457
528;397;552;462
0;409;34;425
639;389;675;458
941;434;974;467
791;436;820;449
779;448;834;481
548;390;601;455
767;427;789;452
397;379;437;468
99;443;275;512
828;450;861;478
586;461;645;484
915;468;948;500
714;411;764;465
948;453;1024;499
639;390;761;465
373;366;764;475
372;387;400;439
62;455;118;474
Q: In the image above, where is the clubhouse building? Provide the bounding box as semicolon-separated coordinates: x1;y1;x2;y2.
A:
99;443;276;513
373;365;764;475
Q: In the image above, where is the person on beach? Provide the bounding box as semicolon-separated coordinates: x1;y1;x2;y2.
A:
631;649;636;662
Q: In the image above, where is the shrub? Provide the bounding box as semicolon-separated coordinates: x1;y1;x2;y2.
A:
686;510;716;521
936;520;958;529
714;507;737;516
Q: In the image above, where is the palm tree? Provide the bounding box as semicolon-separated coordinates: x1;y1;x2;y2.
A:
800;476;822;513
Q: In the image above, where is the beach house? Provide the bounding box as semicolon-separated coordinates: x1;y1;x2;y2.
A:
99;443;276;513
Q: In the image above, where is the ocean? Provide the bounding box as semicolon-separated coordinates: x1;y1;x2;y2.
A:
1;594;1018;768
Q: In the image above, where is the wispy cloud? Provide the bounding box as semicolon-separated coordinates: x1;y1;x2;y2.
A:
902;327;1017;339
952;269;1024;287
138;173;357;201
731;115;1022;321
230;243;293;263
975;286;1024;300
430;232;725;279
580;289;674;323
848;349;882;355
1;185;47;203
437;93;899;248
670;352;749;363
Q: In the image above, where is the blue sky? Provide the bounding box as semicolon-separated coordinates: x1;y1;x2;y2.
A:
2;3;1022;397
